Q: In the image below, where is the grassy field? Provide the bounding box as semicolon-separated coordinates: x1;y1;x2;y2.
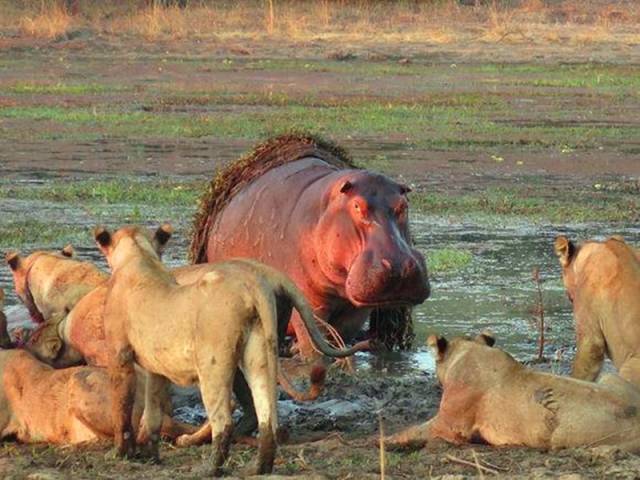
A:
1;2;640;479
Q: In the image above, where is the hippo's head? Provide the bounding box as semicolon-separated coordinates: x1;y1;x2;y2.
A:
314;171;430;308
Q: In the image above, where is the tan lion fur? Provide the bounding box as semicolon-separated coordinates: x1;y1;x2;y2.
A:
384;334;640;452
21;256;328;450
555;235;640;384
5;247;107;326
0;348;197;445
95;224;280;475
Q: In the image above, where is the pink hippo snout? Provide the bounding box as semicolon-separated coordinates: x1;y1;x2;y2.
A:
345;246;430;308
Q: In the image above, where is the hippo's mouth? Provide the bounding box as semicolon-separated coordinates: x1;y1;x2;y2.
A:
346;294;421;309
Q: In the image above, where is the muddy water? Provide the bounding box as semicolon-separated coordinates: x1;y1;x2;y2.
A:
2;181;638;373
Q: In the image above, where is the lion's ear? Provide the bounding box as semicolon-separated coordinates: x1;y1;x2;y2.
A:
61;244;75;258
94;226;112;254
5;251;22;272
554;235;575;268
427;334;448;361
0;287;4;307
43;336;63;360
153;223;173;255
475;331;495;347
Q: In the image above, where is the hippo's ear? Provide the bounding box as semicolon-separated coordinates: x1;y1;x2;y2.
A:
399;184;412;195
475;331;495;347
339;180;353;194
153;223;174;255
94;226;112;254
427;334;448;361
5;251;22;272
554;235;575;268
61;244;75;258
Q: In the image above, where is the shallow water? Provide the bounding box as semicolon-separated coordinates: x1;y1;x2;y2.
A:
1;181;638;374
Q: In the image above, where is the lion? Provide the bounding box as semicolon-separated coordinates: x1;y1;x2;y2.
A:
95;223;362;475
554;235;640;384
0;348;197;445
5;245;107;326
19;247;347;448
384;333;640;452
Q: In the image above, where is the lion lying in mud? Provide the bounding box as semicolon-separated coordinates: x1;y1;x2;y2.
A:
0;283;195;445
555;235;640;384
95;223;359;475
0;348;197;445
384;333;640;452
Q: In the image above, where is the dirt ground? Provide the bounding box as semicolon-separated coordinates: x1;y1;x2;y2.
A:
2;357;640;479
1;9;640;478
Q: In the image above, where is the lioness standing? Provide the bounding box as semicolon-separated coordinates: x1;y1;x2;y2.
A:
555;235;640;384
96;224;281;475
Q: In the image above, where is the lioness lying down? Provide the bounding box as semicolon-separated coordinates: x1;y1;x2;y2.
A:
385;333;640;452
0;348;197;444
555;235;640;385
96;224;352;475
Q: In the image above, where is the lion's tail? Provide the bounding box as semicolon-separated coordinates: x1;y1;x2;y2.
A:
253;283;326;403
276;272;370;358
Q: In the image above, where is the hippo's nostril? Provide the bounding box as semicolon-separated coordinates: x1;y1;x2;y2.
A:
381;258;392;271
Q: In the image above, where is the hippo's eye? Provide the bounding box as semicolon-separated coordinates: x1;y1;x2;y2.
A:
353;200;369;219
394;202;408;218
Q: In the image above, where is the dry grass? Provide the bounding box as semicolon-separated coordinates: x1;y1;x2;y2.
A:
1;0;640;45
18;1;73;40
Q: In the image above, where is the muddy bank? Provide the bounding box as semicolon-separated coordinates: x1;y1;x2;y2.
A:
2;348;639;479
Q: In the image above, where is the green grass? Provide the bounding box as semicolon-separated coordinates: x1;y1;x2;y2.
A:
3;102;638;152
411;188;640;223
0;179;203;206
1;59;638;152
427;248;474;274
3;83;122;95
0;220;87;248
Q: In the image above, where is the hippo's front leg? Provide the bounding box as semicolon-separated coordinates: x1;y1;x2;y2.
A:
289;310;322;360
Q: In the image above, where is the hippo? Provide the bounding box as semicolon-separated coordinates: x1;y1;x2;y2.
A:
190;134;430;358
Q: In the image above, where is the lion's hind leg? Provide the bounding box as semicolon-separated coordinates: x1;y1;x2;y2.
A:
241;328;278;475
198;350;237;476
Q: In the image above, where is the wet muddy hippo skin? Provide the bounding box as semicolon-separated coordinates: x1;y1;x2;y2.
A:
205;158;430;357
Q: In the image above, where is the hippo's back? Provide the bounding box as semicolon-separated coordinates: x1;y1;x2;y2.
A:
205;157;341;266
